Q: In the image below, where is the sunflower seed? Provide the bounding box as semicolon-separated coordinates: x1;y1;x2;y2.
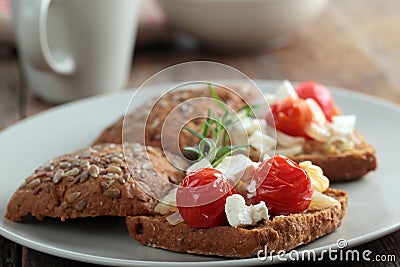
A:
35;170;47;178
43;184;50;193
132;145;144;153
104;189;121;199
149;118;160;129
107;165;122;174
80;171;89;182
80;160;90;168
111;157;124;165
68;192;81;203
180;103;193;118
63;167;79;177
59;161;71;169
27;178;41;189
53;169;64;184
100;181;109;189
141;162;152;170
71;160;80;167
43;163;55;171
74;198;88;211
101;173;119;179
88;165;99;177
117;177;126;184
33;186;41;195
79;151;92;158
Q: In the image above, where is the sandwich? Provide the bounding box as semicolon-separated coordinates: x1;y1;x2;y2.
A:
93;81;377;181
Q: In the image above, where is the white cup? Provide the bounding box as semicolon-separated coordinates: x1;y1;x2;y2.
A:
10;0;141;103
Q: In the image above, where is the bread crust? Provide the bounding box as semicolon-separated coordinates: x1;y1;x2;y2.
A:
5;143;185;222
126;189;347;258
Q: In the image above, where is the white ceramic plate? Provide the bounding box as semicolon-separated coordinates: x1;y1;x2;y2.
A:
0;80;399;266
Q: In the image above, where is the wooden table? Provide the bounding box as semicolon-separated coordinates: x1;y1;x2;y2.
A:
1;0;399;266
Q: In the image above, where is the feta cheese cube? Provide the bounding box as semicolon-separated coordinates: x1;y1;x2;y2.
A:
215;155;257;185
225;194;269;227
274;80;298;102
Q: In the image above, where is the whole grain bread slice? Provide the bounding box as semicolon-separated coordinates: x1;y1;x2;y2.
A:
92;86;376;182
291;134;377;181
92;85;261;154
5;143;185;222
126;188;347;258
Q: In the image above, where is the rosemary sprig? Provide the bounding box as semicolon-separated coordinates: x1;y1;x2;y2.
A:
183;84;249;167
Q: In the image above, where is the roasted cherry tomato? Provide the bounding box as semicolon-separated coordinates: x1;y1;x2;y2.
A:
252;155;313;215
267;98;313;138
176;168;237;228
295;81;339;121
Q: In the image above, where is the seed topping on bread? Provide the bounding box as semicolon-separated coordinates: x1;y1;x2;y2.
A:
6;143;185;222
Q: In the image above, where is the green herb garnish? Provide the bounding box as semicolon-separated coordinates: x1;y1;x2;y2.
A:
183;84;249;167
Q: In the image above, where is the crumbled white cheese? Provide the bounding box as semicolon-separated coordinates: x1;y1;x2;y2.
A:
227;120;248;146
241;117;265;136
186;158;211;174
275;144;304;156
228;116;267;144
246;180;257;199
330;115;356;136
225;194;269;227
274;80;298;102
273;129;305;148
215;155;258;185
249;131;276;158
304;122;331;142
324;115;360;152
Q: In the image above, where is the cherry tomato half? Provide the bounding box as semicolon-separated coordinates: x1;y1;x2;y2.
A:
267;98;314;138
176;168;237;228
295;81;339;121
252;155;313;215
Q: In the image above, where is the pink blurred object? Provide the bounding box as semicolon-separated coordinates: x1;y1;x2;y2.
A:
136;0;171;47
0;0;13;43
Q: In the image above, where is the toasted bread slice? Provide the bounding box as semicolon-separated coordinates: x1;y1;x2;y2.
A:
92;85;261;153
126;189;347;258
5;143;185;222
291;133;377;181
93;87;376;182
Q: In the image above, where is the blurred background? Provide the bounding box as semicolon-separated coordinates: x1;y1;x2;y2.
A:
0;0;400;266
1;0;400;129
